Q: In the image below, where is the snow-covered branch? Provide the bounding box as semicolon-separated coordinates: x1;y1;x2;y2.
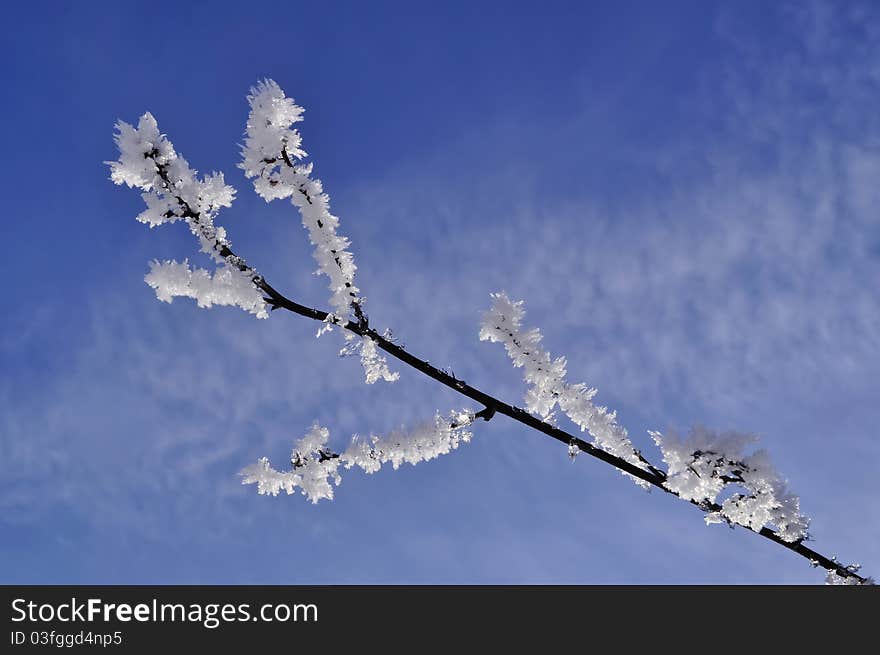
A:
145;259;267;318
239;79;396;384
107;84;397;384
240;411;475;503
240;80;360;323
480;292;655;487
107;80;871;585
240;424;342;503
480;293;813;543
649;427;809;542
107;113;267;318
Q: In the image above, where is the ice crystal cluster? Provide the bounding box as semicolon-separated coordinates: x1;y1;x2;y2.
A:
144;259;267;317
108;113;267;318
240;411;474;503
480;292;650;487
824;568;870;585
107;79;397;384
480;293;812;543
239;80;358;321
239;80;397;384
649;427;809;542
338;335;400;384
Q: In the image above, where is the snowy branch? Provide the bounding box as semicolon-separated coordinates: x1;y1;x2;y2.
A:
480;294;810;542
107;113;267;319
649;427;809;542
253;288;870;584
239;80;361;322
241;411;475;502
107;80;871;585
239;79;394;382
145;259;267;318
480;292;662;486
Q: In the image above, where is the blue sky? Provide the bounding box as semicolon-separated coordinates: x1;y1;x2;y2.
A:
1;0;878;583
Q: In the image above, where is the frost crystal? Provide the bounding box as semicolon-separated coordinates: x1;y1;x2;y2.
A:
239;80;397;383
480;292;648;487
241;411;474;502
108;113;237;259
479;293;566;417
108;113;171;190
145;259;267;318
239;79;306;193
316;313;341;338
341;411;473;473
650;426;810;542
107;113;265;319
358;337;399;384
240;424;341;503
824;570;864;585
338;335;399;385
821;561;869;585
240;80;360;321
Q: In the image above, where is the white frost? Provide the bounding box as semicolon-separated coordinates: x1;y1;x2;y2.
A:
480;292;648;487
108;113;236;255
341;411;473;473
824;568;870;585
145;259;268;318
240;424;341;503
338;334;399;385
650;426;810;542
359;337;399;384
108;113;172;190
239;80;397;383
240;79;361;321
241;411;474;502
239;79;306;193
107;112;266;320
